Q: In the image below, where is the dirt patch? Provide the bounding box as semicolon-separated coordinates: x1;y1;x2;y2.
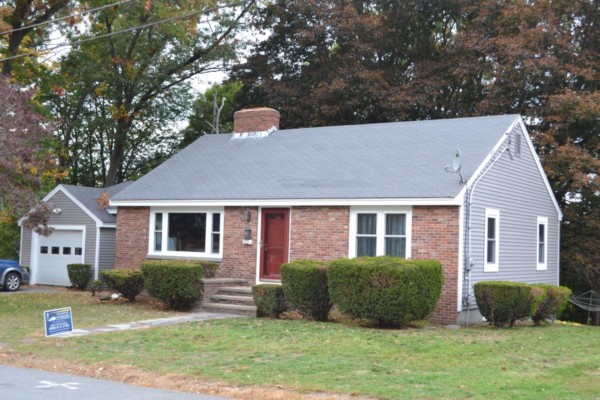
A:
0;351;372;400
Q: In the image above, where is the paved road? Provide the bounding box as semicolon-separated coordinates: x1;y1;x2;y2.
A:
0;365;229;400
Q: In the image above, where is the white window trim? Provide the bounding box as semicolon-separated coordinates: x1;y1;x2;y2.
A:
348;206;412;258
148;207;224;260
537;216;548;271
484;208;500;272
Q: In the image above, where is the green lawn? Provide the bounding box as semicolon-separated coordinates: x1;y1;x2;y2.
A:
2;292;599;399
0;291;181;345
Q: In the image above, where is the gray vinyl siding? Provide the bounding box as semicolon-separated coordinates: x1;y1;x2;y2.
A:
465;124;560;307
35;191;97;266
21;226;31;267
98;228;116;273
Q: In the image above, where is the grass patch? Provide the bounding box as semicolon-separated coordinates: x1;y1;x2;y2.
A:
0;291;181;346
2;292;600;399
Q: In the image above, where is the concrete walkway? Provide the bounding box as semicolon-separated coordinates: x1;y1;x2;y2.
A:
53;311;246;338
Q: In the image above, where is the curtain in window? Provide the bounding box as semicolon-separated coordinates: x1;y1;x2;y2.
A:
357;213;376;257
385;214;406;257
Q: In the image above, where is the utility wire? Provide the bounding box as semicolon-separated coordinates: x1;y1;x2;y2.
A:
0;0;134;37
0;1;248;64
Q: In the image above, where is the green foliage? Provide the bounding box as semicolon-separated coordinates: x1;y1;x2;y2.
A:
531;284;572;326
141;260;203;310
67;264;93;290
89;279;105;297
281;260;331;321
0;220;20;260
100;269;145;301
38;1;253;187
179;82;243;148
474;281;535;327
252;284;287;318
202;262;219;279
328;257;443;326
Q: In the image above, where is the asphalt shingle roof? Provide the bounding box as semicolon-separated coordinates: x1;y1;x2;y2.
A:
113;115;520;202
62;182;132;223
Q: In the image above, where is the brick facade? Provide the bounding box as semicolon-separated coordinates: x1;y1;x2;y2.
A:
220;207;259;282
289;206;349;261
114;207;150;269
411;206;460;324
114;204;461;324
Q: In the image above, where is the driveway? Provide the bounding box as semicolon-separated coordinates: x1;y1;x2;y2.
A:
0;365;229;400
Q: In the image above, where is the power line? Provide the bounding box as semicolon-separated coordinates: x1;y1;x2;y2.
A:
0;0;134;37
0;1;249;64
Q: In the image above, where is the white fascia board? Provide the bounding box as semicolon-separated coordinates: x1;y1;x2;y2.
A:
463;116;518;189
57;186;107;228
516;117;563;221
110;197;462;208
18;184;65;226
18;185;110;228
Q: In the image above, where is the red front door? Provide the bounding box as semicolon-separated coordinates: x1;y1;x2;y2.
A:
260;208;290;279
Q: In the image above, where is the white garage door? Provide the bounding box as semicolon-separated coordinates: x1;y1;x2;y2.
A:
37;230;84;286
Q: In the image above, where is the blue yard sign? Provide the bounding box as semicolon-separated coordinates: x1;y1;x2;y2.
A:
44;307;73;337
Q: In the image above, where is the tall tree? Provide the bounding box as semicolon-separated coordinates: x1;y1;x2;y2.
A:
42;0;255;187
179;81;242;148
0;75;55;235
0;0;73;77
232;0;464;128
234;0;600;294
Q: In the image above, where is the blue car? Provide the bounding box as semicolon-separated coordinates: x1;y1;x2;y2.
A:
0;260;29;292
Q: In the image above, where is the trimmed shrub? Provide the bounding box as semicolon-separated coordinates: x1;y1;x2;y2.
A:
89;279;105;296
281;260;331;321
328;257;443;326
100;269;144;301
531;284;572;326
67;263;93;290
141;260;203;310
202;262;219;278
252;284;287;318
474;281;535;327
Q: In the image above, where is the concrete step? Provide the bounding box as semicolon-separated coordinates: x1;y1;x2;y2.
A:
218;286;253;296
209;294;255;305
201;301;257;316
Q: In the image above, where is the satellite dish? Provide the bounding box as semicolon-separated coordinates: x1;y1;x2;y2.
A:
444;148;466;184
451;149;462;172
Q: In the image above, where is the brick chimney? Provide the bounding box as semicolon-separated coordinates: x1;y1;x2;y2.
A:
233;107;280;133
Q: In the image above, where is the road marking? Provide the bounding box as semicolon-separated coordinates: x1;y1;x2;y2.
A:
36;380;79;390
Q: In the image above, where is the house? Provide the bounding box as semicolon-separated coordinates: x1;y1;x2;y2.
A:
19;183;130;286
110;108;562;324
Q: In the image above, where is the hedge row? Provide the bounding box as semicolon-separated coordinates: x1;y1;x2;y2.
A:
254;257;443;326
79;260;220;308
281;260;331;321
252;284;287;318
474;281;571;327
100;269;144;301
329;257;443;326
67;263;93;290
141;259;204;310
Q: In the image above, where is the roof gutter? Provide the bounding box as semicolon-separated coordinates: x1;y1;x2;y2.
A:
109;197;463;208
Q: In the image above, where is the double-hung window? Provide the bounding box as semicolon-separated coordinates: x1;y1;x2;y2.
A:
350;207;411;258
150;208;223;258
484;208;499;272
537;216;548;270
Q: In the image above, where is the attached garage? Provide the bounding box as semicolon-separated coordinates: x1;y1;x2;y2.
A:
20;183;130;286
34;228;85;286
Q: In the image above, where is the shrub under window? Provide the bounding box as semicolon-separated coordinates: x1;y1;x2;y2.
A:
328;257;443;326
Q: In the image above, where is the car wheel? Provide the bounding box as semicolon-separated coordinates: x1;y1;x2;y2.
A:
4;272;21;292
